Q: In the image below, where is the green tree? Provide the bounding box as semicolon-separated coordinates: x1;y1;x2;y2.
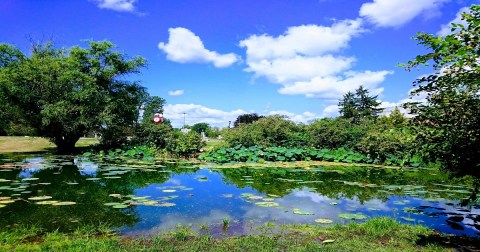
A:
338;91;358;119
141;96;166;124
233;113;264;127
0;41;147;153
191;122;210;135
403;5;480;195
355;86;383;118
338;86;383;123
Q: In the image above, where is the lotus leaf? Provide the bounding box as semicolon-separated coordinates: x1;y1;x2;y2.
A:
293;208;315;215
338;213;367;220
255;202;279;207
315;218;333;224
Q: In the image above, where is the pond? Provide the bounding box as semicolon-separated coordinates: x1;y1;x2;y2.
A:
0;154;479;238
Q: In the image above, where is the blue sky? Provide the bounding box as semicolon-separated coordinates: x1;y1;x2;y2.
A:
0;0;476;128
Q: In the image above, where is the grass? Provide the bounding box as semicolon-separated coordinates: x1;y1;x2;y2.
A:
1;218;477;251
0;136;99;153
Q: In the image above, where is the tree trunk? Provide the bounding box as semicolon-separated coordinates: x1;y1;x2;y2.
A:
54;135;81;154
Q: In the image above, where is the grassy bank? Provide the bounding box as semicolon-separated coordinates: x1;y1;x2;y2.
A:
0;136;98;153
1;218;477;251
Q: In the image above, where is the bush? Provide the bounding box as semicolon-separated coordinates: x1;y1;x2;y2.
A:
166;131;205;158
306;118;368;149
131;123;173;149
356;128;416;165
223;115;305;148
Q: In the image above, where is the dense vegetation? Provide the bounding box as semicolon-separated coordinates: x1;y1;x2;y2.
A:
2;218;465;252
0;6;479;187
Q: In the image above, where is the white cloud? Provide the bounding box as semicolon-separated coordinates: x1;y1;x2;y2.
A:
168;89;184;96
321;105;340;118
163;104;247;128
158;27;240;68
93;0;137;12
278;70;392;99
239;19;392;99
359;0;449;28
379;88;428;117
163;104;327;127
240;21;364;61
437;7;469;36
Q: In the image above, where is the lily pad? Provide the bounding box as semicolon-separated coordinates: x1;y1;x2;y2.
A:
112;204;129;209
255;201;279;207
104;202;121;206
28;196;52;201
338;213;367;220
52;201;77;206
22;178;39;181
293;208;315;215
315;218;333;224
35;200;59;205
158;202;176;207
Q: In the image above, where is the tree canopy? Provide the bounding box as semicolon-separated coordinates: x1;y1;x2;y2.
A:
233;113;264;127
404;5;480;181
0;41;148;153
338;86;383;123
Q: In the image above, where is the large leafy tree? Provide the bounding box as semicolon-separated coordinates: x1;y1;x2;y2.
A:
233;113;265;127
0;41;148;153
403;5;480;198
338;86;383;123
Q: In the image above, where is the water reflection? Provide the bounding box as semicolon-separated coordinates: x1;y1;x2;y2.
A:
0;155;478;238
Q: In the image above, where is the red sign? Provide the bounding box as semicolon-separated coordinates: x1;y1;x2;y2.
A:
152;114;163;125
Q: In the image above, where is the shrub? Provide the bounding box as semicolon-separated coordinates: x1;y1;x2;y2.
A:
306;118;368;149
166;131;205;158
131;123;173;149
223;115;305;148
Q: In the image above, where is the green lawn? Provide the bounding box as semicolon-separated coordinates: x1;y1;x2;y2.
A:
2;218;475;252
0;136;99;153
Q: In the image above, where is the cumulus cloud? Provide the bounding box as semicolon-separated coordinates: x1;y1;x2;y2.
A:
278;70;391;99
158;27;240;68
321;105;340;118
239;19;391;99
93;0;137;12
168;89;184;96
359;0;449;28
163;104;247;128
437;7;469;36
379;88;428;116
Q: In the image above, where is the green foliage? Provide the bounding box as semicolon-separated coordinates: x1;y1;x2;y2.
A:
224;115;306;148
233;113;264;127
166;131;205;158
404;4;480;178
191;123;210;135
339;86;383;123
131;123;173;149
0;218;450;252
200;144;427;167
306;117;367;149
0;40;147;153
141;96;166;124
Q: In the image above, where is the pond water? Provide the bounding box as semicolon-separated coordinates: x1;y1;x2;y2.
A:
0;154;479;238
